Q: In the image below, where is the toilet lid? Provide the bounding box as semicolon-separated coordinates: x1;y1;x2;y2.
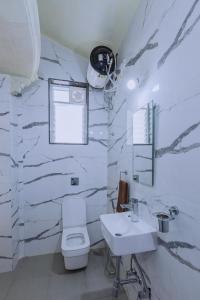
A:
66;233;85;247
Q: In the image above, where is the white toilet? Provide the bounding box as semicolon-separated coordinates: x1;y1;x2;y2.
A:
61;198;90;270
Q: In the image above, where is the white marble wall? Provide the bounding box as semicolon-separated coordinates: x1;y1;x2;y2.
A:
0;76;22;272
0;36;108;272
107;0;200;299
21;37;108;257
0;76;13;273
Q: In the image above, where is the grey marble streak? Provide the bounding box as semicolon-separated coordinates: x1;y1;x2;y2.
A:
52;45;75;81
91;239;104;247
158;90;200;116
142;0;152;28
0;152;18;168
120;137;128;153
38;76;45;81
0;152;9;159
0;189;11;198
10;156;19;168
135;169;152;173
24;222;61;243
109;188;117;197
0;111;9;116
12;218;19;229
18;223;24;227
29;186;107;207
137;199;148;206
12;207;19;218
159;0;177;27
12;241;22;259
108;98;127;127
126;29;158;67
158;0;200;68
0;77;5;88
87;219;99;225
23;136;40;160
73;157;88;173
25;155;88;173
23;155;74;168
89;122;108;128
0;199;11;206
86;186;107;198
0;127;9;132
10;122;18;127
89;137;108;147
40;56;59;64
164;240;200;251
89;107;106;112
24;172;74;185
108;130;127;152
136;155;152;160
156;121;200;158
0;235;12;238
158;237;200;273
17;138;23;145
109;190;117;209
22;122;48;130
108;161;118;168
0;256;12;260
23;84;41;105
107;190;117;198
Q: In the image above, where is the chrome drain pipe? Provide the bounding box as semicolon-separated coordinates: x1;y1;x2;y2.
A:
112;255;151;299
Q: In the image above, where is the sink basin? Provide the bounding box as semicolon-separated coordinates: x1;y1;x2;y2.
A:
100;212;157;256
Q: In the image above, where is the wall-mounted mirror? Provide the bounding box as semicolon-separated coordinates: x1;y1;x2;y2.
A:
132;101;155;186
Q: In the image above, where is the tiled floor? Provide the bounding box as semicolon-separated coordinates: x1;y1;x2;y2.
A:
0;250;128;300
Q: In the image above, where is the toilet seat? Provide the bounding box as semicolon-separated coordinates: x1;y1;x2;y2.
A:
62;226;90;257
66;233;85;247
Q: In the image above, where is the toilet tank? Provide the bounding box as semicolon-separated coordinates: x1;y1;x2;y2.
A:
62;198;87;228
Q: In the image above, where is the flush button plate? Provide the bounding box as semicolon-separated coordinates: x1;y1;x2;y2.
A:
71;177;79;186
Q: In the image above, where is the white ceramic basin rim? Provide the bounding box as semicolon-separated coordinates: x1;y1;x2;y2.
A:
100;212;157;256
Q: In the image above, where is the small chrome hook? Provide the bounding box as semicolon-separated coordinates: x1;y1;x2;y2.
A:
169;206;179;220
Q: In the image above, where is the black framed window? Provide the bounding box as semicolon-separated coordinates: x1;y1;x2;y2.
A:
48;79;89;145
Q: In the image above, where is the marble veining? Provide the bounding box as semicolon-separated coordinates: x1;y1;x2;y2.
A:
158;0;200;68
108;98;127;127
0;111;9;116
24;172;74;185
89;137;108;147
125;29;158;67
158;238;200;273
40;56;60;64
23;155;74;168
0;36;107;272
155;121;200;157
0;77;5;88
22;121;48;130
28;186;107;208
107;0;200;299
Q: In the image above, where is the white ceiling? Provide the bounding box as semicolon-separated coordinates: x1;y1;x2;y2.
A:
37;0;139;57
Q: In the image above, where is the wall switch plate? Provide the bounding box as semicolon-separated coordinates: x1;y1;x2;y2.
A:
71;177;79;186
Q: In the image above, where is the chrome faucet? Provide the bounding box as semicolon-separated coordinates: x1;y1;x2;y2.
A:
120;198;139;222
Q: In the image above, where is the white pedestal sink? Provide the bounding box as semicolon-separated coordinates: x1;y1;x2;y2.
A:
100;212;157;256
